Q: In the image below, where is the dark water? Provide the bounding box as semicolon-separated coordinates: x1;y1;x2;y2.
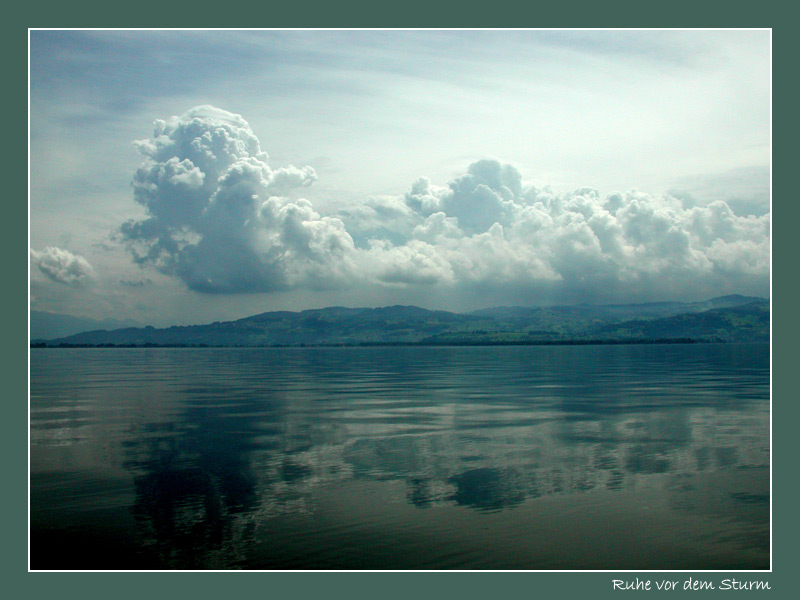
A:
29;343;770;570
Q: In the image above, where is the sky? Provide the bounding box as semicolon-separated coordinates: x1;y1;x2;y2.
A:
29;29;771;327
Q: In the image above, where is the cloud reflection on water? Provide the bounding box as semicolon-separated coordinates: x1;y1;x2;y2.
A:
30;344;769;569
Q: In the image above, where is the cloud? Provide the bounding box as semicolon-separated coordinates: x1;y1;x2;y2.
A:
121;106;769;305
350;159;770;303
121;106;352;293
402;161;522;234
30;246;96;286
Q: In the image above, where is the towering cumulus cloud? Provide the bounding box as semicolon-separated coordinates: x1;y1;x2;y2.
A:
121;106;355;293
122;106;769;304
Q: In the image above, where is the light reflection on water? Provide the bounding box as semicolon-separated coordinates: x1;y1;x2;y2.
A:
30;343;769;570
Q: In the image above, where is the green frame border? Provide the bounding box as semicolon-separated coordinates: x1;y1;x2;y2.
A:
16;2;790;598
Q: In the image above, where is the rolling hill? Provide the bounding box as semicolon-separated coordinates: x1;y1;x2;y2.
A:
32;295;769;347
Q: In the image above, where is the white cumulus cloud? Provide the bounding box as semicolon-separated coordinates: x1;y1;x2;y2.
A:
120;106;352;293
121;106;769;305
30;247;96;286
348;158;770;303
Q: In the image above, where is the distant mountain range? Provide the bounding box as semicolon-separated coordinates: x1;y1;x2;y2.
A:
31;295;769;347
30;311;142;341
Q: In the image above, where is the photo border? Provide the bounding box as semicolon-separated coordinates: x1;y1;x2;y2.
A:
15;2;789;598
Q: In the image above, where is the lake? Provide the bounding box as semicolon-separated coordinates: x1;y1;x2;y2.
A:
29;343;770;570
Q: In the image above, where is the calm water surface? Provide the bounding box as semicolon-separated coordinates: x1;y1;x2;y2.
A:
30;344;770;570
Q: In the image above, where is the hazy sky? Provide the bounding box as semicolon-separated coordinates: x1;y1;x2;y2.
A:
29;29;770;326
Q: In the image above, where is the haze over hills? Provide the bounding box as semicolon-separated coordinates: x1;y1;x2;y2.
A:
30;311;142;341
31;295;769;347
